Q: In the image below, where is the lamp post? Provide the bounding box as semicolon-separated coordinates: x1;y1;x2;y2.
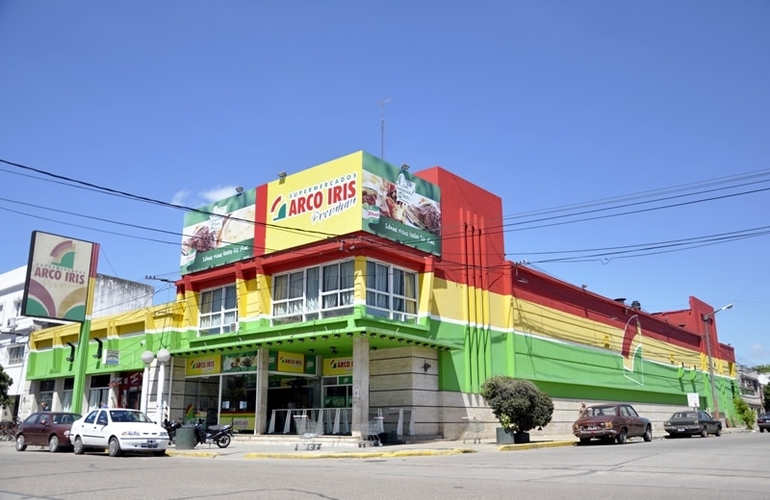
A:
702;303;733;422
155;349;171;425
140;351;155;414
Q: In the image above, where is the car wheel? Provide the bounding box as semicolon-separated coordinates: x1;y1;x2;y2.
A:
15;434;27;452
216;434;231;449
715;426;721;437
643;426;652;442
700;426;708;438
49;435;60;453
579;438;591;445
108;437;123;457
760;428;765;433
74;436;84;455
153;450;166;457
616;428;628;444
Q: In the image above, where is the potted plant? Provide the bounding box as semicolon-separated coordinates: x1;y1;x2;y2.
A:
481;376;554;444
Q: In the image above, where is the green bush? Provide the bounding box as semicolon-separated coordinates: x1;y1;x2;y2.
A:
480;376;554;433
733;397;756;429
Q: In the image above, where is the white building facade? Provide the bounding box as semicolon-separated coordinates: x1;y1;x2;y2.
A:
0;266;154;421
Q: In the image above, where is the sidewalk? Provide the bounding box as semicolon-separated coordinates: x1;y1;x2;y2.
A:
165;426;751;460
165;432;581;460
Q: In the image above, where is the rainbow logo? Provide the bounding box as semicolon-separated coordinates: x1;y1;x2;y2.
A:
270;195;287;222
49;240;76;269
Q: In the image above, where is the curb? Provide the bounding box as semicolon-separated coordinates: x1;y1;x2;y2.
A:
498;440;576;451
242;448;476;459
165;449;220;458
165;448;477;459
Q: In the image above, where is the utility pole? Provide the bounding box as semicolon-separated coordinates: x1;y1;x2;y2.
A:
378;98;391;160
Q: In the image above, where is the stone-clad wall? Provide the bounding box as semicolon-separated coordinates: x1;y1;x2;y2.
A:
369;346;439;437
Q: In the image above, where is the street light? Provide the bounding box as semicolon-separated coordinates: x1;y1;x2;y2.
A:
702;303;733;422
140;351;155;414
156;348;171;425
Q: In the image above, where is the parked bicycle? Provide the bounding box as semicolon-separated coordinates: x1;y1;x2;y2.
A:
0;418;20;442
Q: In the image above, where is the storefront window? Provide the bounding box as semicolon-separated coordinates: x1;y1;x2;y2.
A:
199;285;238;335
182;376;221;426
273;261;354;325
88;374;111;411
221;374;257;432
366;261;418;322
38;380;55;411
61;378;74;412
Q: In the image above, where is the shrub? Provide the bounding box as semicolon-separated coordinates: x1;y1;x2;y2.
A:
480;376;554;433
733;397;756;430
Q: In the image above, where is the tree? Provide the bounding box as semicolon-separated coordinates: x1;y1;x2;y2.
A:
0;365;13;408
733;397;756;429
752;364;770;373
480;376;554;434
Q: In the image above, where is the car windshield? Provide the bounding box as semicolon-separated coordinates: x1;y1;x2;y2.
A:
109;410;152;423
673;412;697;419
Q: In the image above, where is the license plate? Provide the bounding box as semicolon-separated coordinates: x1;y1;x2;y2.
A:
141;440;158;449
677;427;685;432
587;426;599;431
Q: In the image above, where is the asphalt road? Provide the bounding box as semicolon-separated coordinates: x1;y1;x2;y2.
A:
1;432;768;500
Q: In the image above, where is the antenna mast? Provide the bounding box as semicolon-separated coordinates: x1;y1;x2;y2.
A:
378;98;391;160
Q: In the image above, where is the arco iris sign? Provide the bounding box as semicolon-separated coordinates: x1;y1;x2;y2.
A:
264;151;441;256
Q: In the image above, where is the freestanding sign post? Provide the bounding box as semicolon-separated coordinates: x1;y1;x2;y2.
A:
22;231;99;414
687;392;700;413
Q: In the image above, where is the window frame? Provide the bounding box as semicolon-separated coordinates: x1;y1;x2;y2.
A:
198;284;238;336
272;260;355;325
365;260;418;322
6;344;24;365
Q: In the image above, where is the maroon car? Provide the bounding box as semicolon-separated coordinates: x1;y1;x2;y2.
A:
15;411;81;453
572;403;652;444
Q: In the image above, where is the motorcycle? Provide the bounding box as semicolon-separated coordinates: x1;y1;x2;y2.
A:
193;418;233;448
163;419;182;444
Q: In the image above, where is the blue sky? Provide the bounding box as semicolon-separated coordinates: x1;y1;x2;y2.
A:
1;1;768;366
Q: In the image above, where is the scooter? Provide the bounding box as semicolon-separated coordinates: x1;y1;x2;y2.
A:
193;418;233;448
163;419;182;444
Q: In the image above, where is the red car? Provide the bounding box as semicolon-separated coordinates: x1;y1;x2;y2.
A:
15;411;81;453
573;403;652;444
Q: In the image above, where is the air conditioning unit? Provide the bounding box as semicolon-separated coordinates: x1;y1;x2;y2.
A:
229;322;238;332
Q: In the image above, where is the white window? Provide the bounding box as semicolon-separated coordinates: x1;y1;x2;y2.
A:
62;378;74;412
272;261;354;325
199;285;238;335
7;345;24;365
366;261;418;322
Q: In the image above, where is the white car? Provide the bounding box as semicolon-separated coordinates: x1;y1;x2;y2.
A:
69;408;168;457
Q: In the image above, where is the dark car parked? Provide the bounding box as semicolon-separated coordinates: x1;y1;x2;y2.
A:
573;403;652;444
15;411;81;453
758;413;770;432
663;410;721;437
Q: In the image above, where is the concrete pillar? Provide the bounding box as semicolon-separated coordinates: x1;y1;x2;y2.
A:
351;336;370;438
255;348;270;434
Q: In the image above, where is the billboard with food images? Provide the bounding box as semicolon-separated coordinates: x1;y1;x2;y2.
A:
360;153;441;255
180;188;257;275
265;151;441;255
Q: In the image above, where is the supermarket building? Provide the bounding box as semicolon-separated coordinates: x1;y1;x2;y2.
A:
24;151;737;439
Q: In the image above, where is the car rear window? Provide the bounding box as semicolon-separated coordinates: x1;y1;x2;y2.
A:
589;406;617;416
53;414;79;425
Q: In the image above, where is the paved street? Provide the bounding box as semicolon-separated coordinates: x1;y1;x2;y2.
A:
1;431;768;499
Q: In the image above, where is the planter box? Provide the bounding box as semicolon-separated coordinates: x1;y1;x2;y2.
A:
496;427;515;444
496;427;530;444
